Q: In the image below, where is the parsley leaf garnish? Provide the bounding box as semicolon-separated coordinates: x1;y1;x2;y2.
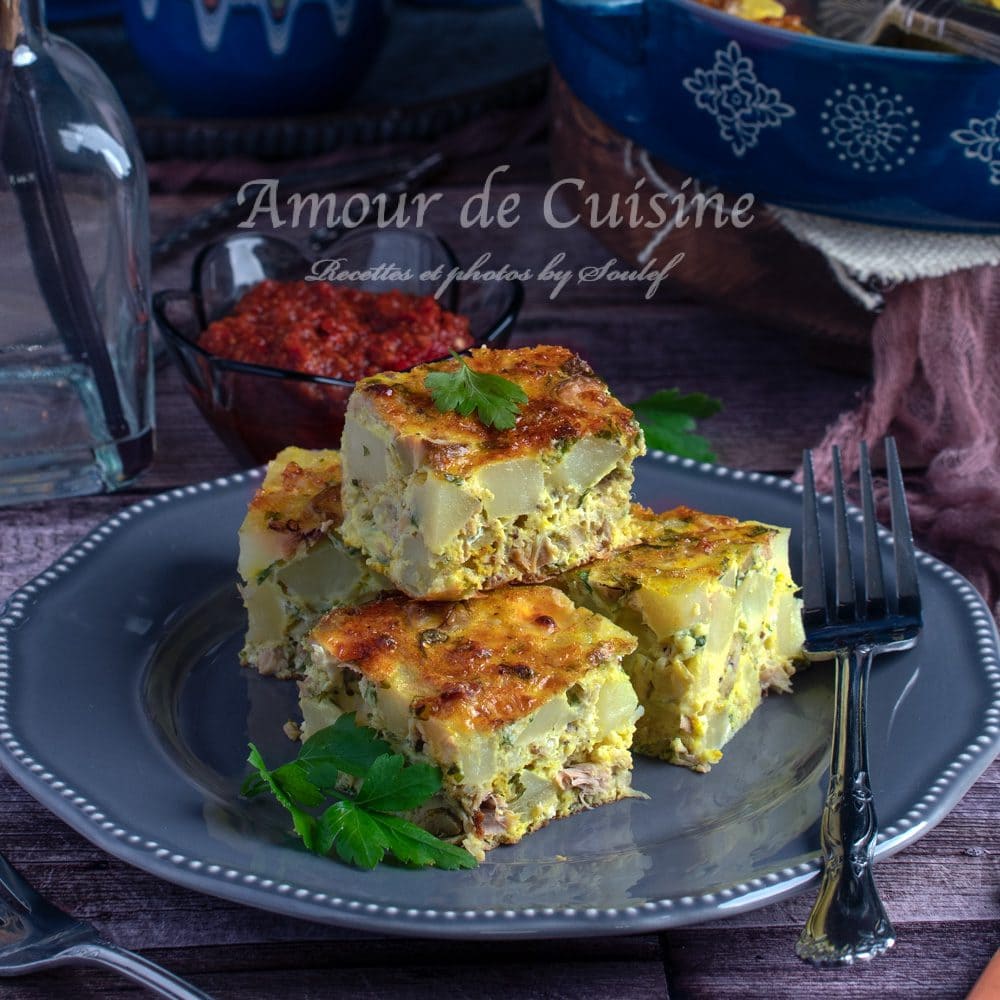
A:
368;813;477;870
315;803;475;870
246;744;318;851
355;754;442;813
424;353;527;430
631;389;722;462
298;712;392;782
242;713;477;872
318;801;386;869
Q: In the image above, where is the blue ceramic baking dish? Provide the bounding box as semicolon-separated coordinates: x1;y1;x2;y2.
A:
543;0;1000;231
123;0;390;117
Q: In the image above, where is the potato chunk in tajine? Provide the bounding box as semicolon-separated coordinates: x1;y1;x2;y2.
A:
300;585;642;860
237;447;388;679
557;506;806;771
339;345;645;600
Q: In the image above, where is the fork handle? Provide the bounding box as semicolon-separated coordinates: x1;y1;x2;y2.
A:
64;941;213;1000
796;644;896;966
895;0;1000;63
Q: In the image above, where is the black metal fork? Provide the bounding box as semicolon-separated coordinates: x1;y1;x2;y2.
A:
0;850;212;998
796;437;923;966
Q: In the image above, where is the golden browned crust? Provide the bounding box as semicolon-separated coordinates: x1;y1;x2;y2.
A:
309;585;636;733
247;447;344;537
591;504;782;590
628;503;745;536
353;345;642;477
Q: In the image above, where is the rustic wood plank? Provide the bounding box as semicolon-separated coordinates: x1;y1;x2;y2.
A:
0;497;135;601
0;952;668;1000
662;921;1000;999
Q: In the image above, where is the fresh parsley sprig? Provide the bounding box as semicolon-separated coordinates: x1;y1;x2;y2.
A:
631;389;722;462
242;713;477;871
424;353;527;430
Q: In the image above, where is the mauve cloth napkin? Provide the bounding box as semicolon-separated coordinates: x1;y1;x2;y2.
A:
809;266;1000;622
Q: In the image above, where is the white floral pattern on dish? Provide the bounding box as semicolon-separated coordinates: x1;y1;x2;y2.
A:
951;106;1000;186
682;41;795;157
820;83;920;174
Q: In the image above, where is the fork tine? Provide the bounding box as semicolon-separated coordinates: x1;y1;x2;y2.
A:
801;449;828;627
831;445;856;621
885;437;922;620
859;441;887;619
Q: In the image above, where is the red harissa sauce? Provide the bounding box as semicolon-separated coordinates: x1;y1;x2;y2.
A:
200;280;473;381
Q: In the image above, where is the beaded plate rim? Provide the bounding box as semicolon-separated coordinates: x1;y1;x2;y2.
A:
1;451;998;939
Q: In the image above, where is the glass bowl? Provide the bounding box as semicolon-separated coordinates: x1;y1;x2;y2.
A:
153;228;522;466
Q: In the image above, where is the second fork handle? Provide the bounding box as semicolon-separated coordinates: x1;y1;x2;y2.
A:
796;643;896;965
65;941;214;1000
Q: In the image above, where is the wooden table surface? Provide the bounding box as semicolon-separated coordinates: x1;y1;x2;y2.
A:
1;159;998;999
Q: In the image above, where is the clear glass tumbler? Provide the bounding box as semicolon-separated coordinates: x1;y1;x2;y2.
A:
0;0;154;505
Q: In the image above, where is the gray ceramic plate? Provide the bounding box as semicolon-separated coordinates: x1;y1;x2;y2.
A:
1;453;998;939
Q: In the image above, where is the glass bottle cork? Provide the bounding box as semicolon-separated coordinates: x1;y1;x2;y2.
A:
0;0;154;505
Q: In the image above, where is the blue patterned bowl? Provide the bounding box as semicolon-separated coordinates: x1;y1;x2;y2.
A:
123;0;390;117
543;0;1000;232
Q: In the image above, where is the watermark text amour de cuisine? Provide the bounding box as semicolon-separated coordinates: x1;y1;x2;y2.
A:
236;164;755;300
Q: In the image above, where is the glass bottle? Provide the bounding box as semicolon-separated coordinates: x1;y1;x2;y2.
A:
0;0;153;505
